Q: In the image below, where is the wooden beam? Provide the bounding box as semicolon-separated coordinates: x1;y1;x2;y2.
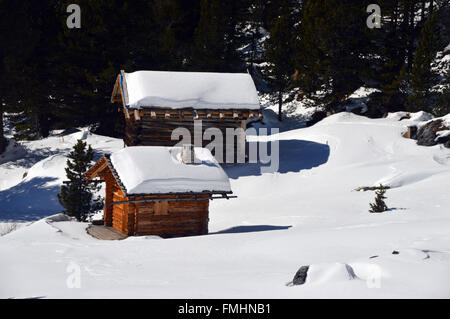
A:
120;70;129;106
134;110;141;121
85;157;108;180
108;195;237;206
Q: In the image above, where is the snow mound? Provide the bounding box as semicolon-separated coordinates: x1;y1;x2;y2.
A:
315;111;366;125
410;111;434;122
45;213;73;223
386;111;433;122
0;139;27;165
24;154;67;186
306;263;358;285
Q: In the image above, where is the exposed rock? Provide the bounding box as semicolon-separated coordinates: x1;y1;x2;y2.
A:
354;185;391;192
306;111;327;127
0;137;7;154
402;126;417;139
392;250;400;255
292;265;310;285
415;119;450;148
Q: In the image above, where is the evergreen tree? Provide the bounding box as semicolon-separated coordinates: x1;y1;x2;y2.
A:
264;0;299;121
53;0;160;137
297;0;371;113
434;86;450;116
407;13;440;112
190;0;246;72
191;0;227;71
369;185;389;213
58;140;102;222
372;0;409;114
153;0;201;70
244;0;266;74
0;110;6;154
0;0;58;140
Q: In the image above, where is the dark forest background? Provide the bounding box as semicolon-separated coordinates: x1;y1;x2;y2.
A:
0;0;449;153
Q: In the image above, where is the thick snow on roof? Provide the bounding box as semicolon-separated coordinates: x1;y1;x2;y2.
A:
123;71;260;110
109;146;231;195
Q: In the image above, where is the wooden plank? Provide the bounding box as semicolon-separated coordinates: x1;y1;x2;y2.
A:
120;70;129;106
87;225;127;240
134;110;141;121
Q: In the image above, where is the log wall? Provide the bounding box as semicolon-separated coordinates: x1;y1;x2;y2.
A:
124;115;246;163
134;197;209;238
87;158;211;238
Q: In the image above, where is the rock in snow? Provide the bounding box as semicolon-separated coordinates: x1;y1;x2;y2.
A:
292;266;310;285
416;119;450;148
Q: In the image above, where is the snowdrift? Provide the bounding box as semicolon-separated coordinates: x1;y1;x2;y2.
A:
0;111;449;298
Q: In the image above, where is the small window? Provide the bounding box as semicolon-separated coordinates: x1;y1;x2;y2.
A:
154;201;169;215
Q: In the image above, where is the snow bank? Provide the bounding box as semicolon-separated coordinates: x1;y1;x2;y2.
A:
109;146;231;194
23;154;67;186
124;71;260;110
386;111;433;122
1;112;450;298
306;263;358;285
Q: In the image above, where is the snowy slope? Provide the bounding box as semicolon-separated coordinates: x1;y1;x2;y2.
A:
0;112;450;298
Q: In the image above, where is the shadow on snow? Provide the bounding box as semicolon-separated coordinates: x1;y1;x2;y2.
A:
210;225;292;235
0;177;62;222
224;139;330;179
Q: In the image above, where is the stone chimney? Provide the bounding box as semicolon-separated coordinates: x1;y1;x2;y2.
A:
181;144;195;164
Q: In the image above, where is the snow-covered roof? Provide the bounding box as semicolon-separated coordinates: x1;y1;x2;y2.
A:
122;71;260;110
109;146;231;195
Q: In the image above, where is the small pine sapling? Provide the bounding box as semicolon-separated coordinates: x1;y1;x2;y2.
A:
369;184;388;213
58;140;103;221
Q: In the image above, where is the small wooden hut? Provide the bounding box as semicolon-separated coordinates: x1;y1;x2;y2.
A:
111;70;262;163
85;146;234;238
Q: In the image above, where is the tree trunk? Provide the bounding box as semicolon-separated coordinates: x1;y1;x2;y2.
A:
421;0;426;21
0;105;6;154
278;90;282;122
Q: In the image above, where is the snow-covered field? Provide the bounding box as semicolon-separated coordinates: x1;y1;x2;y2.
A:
1;111;450;298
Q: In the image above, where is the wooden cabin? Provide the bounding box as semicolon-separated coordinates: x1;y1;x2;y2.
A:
111;70;263;164
85;145;234;238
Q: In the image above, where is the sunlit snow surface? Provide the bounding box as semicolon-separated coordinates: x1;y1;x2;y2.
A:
0;111;449;298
